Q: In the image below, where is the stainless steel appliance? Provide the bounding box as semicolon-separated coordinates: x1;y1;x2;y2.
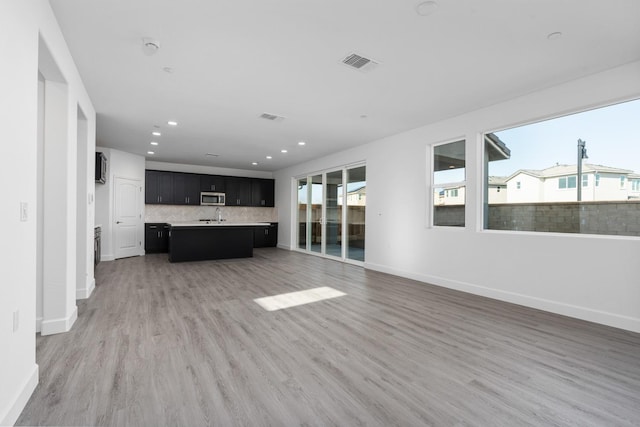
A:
200;192;225;206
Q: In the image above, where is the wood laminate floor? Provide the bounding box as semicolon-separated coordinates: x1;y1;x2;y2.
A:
17;249;640;426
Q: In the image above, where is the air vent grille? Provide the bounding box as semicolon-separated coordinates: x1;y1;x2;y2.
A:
341;53;379;72
259;112;285;122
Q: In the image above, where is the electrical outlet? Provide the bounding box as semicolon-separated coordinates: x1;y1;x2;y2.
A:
20;202;28;222
13;310;19;332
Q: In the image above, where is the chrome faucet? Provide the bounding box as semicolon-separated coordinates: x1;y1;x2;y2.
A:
215;207;222;223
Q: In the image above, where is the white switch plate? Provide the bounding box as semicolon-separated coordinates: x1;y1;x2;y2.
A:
13;310;19;332
20;202;28;222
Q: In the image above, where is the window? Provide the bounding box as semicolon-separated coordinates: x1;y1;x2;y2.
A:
484;97;640;237
558;176;576;189
432;139;465;227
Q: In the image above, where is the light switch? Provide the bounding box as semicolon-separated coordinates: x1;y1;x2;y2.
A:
20;202;28;222
13;310;19;332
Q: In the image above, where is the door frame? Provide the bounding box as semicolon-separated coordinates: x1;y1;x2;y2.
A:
293;162;365;266
113;176;143;259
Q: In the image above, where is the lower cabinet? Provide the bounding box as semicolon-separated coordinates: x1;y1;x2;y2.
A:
254;223;278;248
145;223;170;253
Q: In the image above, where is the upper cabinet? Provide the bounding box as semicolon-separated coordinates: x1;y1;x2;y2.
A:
200;175;226;192
145;169;274;207
173;173;200;205
145;170;174;204
251;178;275;207
225;177;252;206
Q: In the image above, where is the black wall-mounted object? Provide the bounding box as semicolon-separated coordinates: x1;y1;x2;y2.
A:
95;152;107;184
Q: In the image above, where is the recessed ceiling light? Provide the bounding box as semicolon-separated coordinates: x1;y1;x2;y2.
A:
147;151;155;155
206;153;219;157
152;131;161;136
153;125;160;129
167;121;178;126
150;141;159;146
266;156;273;159
281;149;288;153
415;1;439;16
252;162;258;166
547;31;562;41
298;141;306;146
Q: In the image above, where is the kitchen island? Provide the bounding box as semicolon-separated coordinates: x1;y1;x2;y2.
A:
168;222;271;263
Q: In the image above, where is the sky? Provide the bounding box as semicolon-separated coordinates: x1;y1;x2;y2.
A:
489;98;640;177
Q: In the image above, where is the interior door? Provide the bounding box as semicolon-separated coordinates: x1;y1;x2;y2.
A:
114;177;142;259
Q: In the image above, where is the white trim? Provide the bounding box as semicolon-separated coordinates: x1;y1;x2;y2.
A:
364;261;640;334
0;363;38;427
101;253;115;262
76;277;95;299
35;317;43;333
40;305;78;336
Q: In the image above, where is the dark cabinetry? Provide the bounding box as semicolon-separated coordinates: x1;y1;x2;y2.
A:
251;178;275;207
145;223;170;253
145;169;274;207
145;170;174;204
254;223;278;247
225;177;252;206
173;173;200;205
200;175;225;192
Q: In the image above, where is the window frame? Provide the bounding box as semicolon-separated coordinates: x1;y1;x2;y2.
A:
429;138;467;228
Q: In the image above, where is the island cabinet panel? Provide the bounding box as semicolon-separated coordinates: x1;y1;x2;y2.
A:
254;223;278;247
173;172;200;205
224;177;252;206
145;223;170;253
169;226;254;262
200;175;226;192
145;170;174;204
251;178;275;207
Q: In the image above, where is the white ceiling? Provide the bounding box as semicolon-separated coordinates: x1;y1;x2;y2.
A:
49;0;640;172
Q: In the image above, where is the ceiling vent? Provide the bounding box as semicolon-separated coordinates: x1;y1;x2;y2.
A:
341;53;380;73
259;112;285;122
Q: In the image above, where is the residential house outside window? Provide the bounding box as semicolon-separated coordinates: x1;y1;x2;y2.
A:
484;98;640;237
432;139;465;227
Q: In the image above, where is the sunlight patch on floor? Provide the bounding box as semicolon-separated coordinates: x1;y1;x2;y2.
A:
254;286;346;311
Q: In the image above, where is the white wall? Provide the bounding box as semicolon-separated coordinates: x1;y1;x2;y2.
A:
0;1;96;424
95;147;146;261
274;60;640;333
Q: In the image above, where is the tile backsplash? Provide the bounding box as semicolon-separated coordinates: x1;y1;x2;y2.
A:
145;205;278;224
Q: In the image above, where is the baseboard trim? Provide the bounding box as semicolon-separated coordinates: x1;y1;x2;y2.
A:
35;317;42;334
0;363;38;427
76;278;95;300
277;243;291;250
40;305;78;336
100;253;115;262
364;262;640;334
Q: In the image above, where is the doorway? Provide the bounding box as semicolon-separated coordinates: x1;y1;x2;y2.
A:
114;177;143;259
296;164;366;263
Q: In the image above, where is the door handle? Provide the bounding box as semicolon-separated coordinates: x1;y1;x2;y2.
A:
116;221;122;224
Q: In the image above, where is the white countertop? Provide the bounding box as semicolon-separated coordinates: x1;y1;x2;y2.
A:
169;221;272;227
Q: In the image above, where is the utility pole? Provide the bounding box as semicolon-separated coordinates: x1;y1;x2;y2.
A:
577;139;588;201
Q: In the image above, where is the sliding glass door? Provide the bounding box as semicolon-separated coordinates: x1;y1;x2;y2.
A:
296;165;366;263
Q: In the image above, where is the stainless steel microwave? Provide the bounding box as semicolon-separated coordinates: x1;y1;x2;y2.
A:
200;192;225;206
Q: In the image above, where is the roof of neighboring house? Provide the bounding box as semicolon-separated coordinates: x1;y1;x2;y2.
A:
507;163;635;181
488;176;508;186
346;185;366;195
